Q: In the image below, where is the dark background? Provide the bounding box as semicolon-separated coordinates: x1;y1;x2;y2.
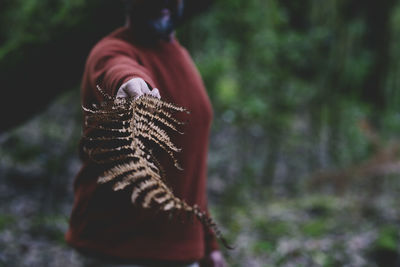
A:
1;0;400;266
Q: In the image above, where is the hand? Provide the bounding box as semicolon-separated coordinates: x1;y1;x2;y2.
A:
201;250;227;267
117;77;160;99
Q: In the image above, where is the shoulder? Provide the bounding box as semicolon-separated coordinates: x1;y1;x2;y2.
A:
170;39;197;65
88;27;138;60
161;37;194;61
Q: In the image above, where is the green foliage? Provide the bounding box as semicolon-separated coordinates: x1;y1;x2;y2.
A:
301;220;330;238
179;0;400;193
368;225;400;266
1;135;42;164
374;225;399;252
0;0;85;58
252;240;274;254
0;215;16;231
30;214;68;245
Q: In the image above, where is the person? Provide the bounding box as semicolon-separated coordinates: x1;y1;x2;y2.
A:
65;0;227;266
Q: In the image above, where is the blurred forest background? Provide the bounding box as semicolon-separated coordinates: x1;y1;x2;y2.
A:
1;0;400;266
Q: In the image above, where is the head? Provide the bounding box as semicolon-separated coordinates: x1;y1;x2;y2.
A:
124;0;184;42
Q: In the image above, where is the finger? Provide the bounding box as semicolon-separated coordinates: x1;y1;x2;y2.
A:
116;87;129;98
139;79;152;95
126;80;144;99
151;88;161;99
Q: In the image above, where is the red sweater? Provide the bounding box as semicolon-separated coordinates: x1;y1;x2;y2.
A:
65;27;218;263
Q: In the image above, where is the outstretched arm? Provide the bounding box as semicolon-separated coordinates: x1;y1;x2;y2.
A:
82;38;159;105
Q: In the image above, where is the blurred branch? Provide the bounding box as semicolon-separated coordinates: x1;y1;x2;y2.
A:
310;119;400;193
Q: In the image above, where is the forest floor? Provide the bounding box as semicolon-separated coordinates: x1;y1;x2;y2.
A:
1;190;399;267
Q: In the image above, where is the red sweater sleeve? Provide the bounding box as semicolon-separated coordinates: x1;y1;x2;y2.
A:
82;38;156;100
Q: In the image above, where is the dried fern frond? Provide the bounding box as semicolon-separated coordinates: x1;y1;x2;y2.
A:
82;87;232;249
